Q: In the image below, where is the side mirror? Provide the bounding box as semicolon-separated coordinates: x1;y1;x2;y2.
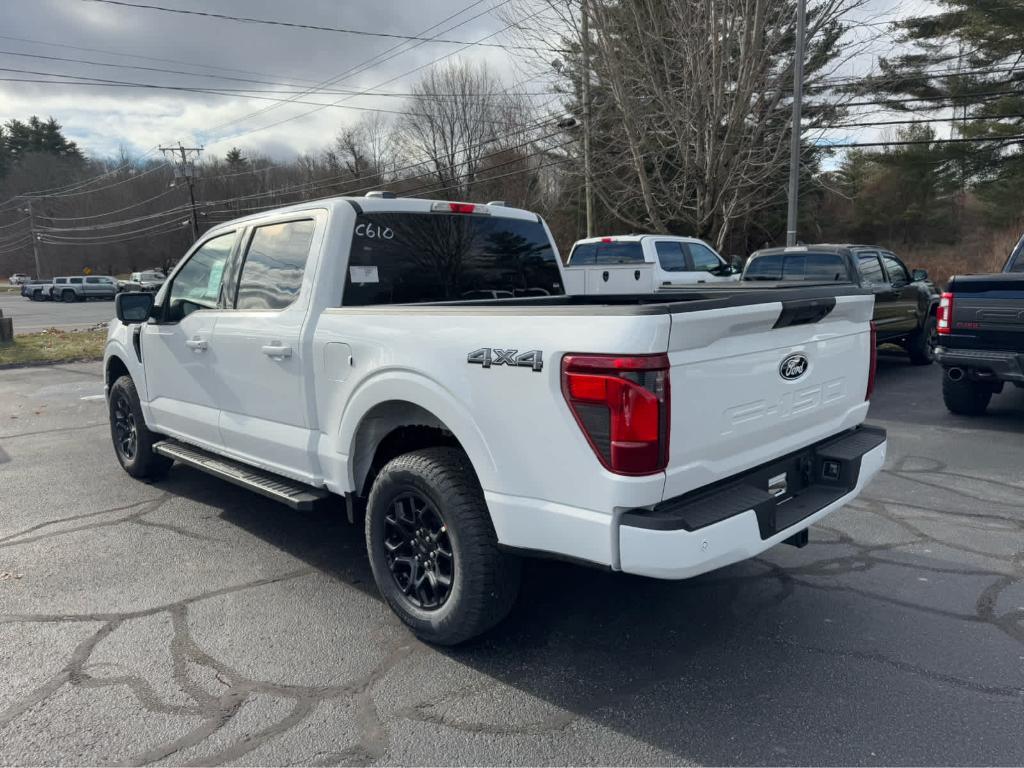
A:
911;268;928;281
115;291;154;323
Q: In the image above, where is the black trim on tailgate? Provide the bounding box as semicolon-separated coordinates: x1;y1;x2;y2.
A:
620;425;885;539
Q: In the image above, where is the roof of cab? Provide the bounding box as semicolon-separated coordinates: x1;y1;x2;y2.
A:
572;234;708;246
202;195;541;237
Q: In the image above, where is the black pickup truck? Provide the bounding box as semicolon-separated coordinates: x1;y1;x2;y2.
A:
743;244;940;364
936;235;1024;414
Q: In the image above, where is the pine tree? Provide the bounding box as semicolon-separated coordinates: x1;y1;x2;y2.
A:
225;147;246;168
852;1;1024;224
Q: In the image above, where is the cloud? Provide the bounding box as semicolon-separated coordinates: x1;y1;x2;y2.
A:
0;0;520;161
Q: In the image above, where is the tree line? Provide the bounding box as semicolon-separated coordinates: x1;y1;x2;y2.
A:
0;0;1020;281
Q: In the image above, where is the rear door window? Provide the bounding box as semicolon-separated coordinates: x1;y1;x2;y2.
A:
70;277;83;285
235;219;316;310
85;277;100;284
655;241;689;272
857;252;886;285
343;213;564;305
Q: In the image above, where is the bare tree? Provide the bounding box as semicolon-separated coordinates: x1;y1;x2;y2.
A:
503;0;865;249
395;60;535;199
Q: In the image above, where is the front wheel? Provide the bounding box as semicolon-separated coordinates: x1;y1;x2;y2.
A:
62;289;75;303
365;447;521;645
108;375;173;479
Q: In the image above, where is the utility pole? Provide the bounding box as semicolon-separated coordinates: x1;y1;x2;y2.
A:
21;198;42;279
785;0;806;247
581;0;594;238
159;142;202;241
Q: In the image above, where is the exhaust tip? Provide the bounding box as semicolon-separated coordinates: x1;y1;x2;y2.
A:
947;367;965;382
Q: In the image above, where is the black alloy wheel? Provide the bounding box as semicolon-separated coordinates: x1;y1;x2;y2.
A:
383;491;454;610
111;391;138;462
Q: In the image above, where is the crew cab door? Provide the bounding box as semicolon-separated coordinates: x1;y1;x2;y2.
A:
653;240;735;286
879;252;921;333
855;250;900;337
210;214;322;482
142;230;238;447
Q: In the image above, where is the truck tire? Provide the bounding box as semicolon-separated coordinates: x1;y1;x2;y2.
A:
942;374;992;416
906;316;937;365
62;289;75;303
365;447;521;645
108;375;173;479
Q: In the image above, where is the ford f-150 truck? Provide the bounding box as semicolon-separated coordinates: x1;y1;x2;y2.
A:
105;194;886;644
936;235;1024;414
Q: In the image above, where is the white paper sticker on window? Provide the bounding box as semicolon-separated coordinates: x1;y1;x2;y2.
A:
349;265;380;284
206;263;224;297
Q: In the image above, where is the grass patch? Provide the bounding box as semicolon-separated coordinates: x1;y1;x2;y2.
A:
0;328;106;367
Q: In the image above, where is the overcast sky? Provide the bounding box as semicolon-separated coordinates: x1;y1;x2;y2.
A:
0;0;934;164
0;0;523;162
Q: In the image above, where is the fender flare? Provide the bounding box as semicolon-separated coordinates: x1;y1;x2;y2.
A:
337;368;498;494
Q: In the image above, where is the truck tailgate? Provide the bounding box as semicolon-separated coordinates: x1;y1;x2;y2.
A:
662;294;874;500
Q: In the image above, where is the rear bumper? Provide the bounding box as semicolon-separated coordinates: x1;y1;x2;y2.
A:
618;426;886;579
936;346;1024;383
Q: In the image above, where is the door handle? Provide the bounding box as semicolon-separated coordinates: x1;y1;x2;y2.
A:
261;343;293;359
184;338;208;351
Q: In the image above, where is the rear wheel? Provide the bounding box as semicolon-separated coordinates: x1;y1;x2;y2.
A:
108;375;173;479
62;289;75;303
942;373;992;416
907;315;937;365
365;447;520;645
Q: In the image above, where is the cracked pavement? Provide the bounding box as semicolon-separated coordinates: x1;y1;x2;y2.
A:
0;356;1022;766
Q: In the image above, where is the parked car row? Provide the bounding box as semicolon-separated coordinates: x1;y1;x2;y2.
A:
21;275;118;301
19;270;165;302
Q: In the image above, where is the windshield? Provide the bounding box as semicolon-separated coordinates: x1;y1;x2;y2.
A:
744;252;851;282
343;213;564;305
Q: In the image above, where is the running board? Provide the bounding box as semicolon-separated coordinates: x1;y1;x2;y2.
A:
153;440;329;510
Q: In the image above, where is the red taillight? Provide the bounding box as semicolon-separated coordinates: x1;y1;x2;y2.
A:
866;321;878;401
448;202;476;214
600;237;614;243
937;292;953;335
561;353;670;475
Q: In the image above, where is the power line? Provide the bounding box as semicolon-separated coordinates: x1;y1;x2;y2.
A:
822;133;1024;149
829;112;1024;129
0;51;560;99
80;0;543;51
197;0;507;141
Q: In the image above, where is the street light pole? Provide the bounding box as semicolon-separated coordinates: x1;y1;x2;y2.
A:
785;0;806;247
581;0;594;238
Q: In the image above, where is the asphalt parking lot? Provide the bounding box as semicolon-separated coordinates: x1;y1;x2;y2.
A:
0;355;1022;766
0;292;115;334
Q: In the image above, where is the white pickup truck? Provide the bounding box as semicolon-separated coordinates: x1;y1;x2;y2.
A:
562;234;741;295
105;195;886;644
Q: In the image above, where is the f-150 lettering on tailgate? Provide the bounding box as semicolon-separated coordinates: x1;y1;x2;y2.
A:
722;378;845;434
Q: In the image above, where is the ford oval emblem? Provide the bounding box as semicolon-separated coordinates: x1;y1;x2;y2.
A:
779;353;809;381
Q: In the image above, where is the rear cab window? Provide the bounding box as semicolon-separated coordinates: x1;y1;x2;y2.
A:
343;212;564;305
568;241;644;266
744;252;850;281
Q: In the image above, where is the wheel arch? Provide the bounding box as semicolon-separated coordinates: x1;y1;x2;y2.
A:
339;372;499;499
